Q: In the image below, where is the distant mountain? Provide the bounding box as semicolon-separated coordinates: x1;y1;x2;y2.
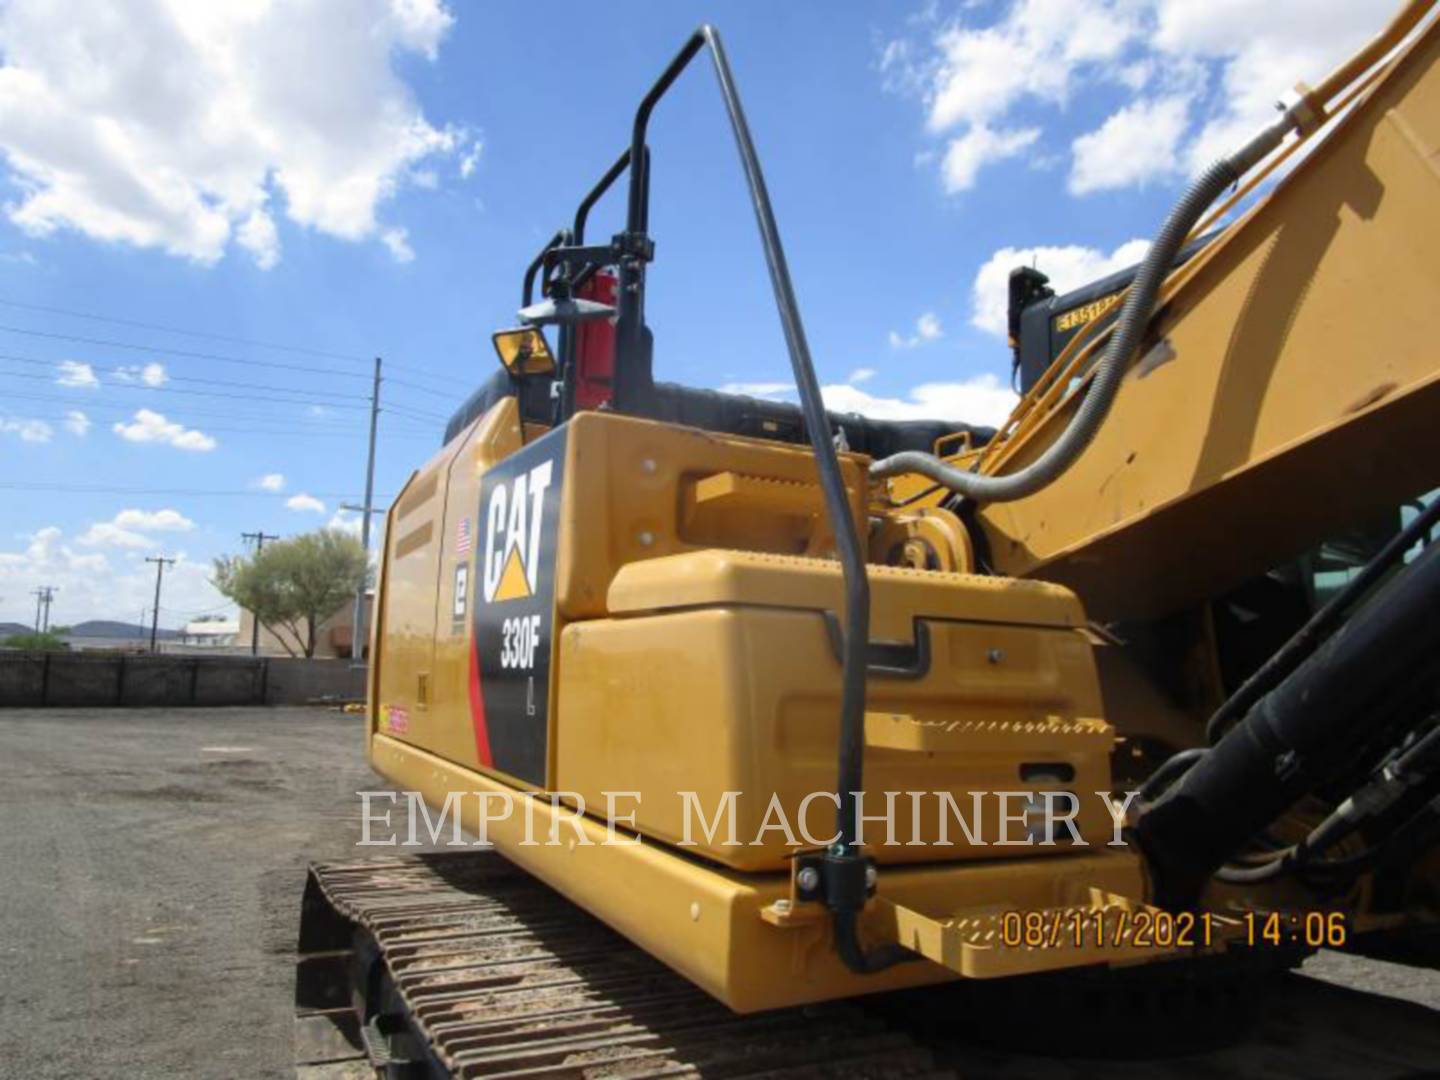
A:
0;622;31;638
66;620;179;640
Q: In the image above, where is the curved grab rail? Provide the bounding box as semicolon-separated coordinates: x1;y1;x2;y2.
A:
517;25;900;973
619;25;902;973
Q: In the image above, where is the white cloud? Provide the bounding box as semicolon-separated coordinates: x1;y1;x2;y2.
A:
885;0;1399;194
823;374;1018;430
1162;3;1396;175
114;361;168;387
111;408;217;451
63;409;90;436
380;227;415;263
113;508;194;532
328;508;363;536
1069;96;1189;194
0;525;226;628
717;381;796;398
235;208;280;270
55;359;99;388
923;1;1137;133
710;368;1016;430
286;493;326;513
971;239;1151;336
254;473;286;492
77;508;193;550
459;139;482;179
77;522;150;549
940;124;1039;192
0;0;467;268
0;415;53;442
888;312;945;349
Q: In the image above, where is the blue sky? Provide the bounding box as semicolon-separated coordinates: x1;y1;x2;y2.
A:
0;0;1398;626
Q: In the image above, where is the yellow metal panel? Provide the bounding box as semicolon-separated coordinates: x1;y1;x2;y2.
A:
556;410;868;620
604;547;1084;640
554;605;1113;871
370;451;446;750
371;732;1152;1012
372;397;528;775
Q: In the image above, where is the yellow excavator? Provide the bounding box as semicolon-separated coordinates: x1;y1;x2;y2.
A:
297;1;1440;1074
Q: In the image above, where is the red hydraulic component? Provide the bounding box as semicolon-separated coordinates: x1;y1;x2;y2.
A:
573;271;617;411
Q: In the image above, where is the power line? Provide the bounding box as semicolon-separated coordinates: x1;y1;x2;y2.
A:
1;481;394;499
385;375;459;400
1;389;434;429
0;367;373;411
383;403;447;422
158;601;238;617
0;347;458;414
0;321;380;381
0;352;375;400
0;295;371;363
0;295;460;382
15;417;435;441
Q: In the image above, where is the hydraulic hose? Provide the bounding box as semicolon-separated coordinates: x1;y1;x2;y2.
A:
1133;537;1440;909
869;114;1299;504
832;910;916;974
1138;746;1208;802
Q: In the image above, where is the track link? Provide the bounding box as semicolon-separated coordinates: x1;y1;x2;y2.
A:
295;853;950;1080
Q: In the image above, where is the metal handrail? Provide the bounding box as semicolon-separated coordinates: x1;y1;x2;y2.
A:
514;24;900;973
612;24;904;973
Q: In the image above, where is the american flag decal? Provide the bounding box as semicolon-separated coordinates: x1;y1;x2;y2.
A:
455;516;472;556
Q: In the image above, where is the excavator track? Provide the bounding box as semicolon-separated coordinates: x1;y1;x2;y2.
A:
294;853;950;1080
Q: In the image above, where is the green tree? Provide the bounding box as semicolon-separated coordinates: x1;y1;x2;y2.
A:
213;529;369;658
1;630;69;651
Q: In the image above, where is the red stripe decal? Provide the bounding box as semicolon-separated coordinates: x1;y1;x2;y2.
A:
467;641;493;767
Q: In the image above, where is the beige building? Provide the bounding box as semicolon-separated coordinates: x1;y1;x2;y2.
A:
236;593;373;659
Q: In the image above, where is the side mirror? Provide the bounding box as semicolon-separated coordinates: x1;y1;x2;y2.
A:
492;328;557;377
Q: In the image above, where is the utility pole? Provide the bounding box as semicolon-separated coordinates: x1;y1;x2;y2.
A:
32;586;56;633
146;557;175;654
351;356;382;666
241;530;279;656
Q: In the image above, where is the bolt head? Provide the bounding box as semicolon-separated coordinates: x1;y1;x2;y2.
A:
987;647;1005;664
796;866;820;893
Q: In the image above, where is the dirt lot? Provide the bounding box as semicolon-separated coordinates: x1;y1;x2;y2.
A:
0;706;1437;1079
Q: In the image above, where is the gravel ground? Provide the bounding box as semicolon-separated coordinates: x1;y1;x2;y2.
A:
0;706;1437;1079
0;707;397;1079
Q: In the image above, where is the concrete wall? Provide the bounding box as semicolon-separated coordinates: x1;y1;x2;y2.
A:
0;652;366;708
